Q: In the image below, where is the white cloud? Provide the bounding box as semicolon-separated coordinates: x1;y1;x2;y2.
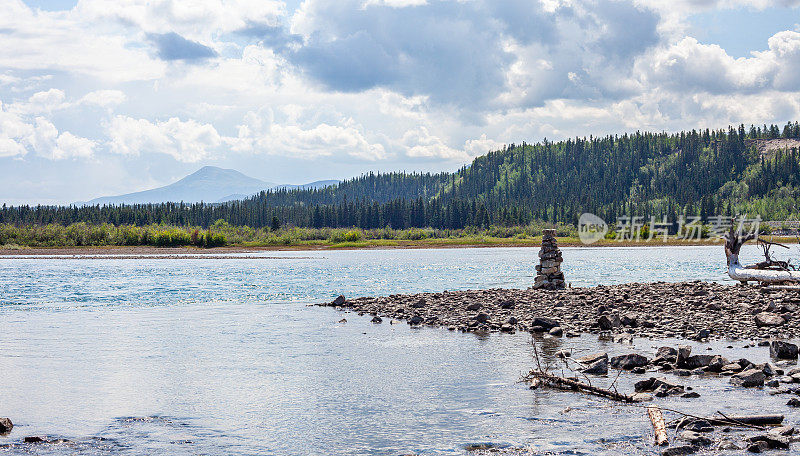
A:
54;131;96;159
106;115;221;162
464;134;505;157
80;90;127;108
0;1;165;82
362;0;428;8
77;0;285;39
231;110;387;160
401;127;465;160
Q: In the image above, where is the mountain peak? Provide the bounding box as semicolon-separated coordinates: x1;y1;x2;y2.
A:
81;167;340;205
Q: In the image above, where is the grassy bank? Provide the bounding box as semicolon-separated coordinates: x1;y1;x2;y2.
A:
2;221;796;250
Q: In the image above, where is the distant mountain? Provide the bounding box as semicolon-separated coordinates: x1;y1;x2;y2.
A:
81;166;340;205
82;166;275;205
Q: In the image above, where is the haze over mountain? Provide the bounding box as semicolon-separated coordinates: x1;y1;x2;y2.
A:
81;166;338;205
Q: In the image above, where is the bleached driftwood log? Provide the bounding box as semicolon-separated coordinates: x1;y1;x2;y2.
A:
647;406;669;446
725;224;800;284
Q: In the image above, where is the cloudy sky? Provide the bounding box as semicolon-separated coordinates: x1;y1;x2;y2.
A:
1;0;800;204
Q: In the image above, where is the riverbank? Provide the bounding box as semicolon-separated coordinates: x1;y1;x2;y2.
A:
322;281;800;341
4;236;798;255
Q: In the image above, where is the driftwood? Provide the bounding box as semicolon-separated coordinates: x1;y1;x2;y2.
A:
704;414;784;427
647;406;668;446
725;223;800;284
525;370;635;403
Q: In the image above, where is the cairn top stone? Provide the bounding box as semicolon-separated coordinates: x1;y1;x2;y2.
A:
542;229;556;237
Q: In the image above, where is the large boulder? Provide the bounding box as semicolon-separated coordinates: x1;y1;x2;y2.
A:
655;346;678;360
332;295;346;306
730;368;766;387
770;341;799;360
683;355;716;370
610;353;649;370
755;312;785;327
706;355;727;373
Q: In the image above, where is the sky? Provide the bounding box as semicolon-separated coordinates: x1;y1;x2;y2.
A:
1;0;800;205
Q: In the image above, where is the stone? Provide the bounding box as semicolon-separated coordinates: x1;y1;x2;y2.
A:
371;316;382;323
631;392;653;402
548;326;563;337
679;431;712;446
578;352;608;364
769;426;795;437
770;340;799;360
787;398;800;407
706;355;727;372
466;302;482;311
655;346;678;360
681;391;701;398
531;317;560;330
597;314;621;330
683;420;713;433
747;441;770;453
610;353;649;370
683;354;715;370
474;313;489;323
583;358;609;375
755;312;785;327
730;368;766;387
0;418;12;434
620;313;638;327
747;434;790;450
500;324;514;332
499;300;515;309
676;345;692;368
408;315;424;325
717;440;743;451
23;436;44;443
411;299;426;308
332;295;346;306
662;445;697;456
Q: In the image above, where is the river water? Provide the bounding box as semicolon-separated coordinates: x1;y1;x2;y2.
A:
0;245;797;455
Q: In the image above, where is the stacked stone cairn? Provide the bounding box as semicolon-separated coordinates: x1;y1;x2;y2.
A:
534;229;565;290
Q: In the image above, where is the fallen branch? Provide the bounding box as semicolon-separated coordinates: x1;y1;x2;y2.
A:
705;414;783;427
524;370;635;403
648;406;669;446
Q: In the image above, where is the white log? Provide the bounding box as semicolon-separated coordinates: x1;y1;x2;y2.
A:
647;406;669;446
728;253;800;284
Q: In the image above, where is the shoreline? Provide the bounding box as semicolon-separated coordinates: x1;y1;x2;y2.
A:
321;281;800;341
0;238;757;256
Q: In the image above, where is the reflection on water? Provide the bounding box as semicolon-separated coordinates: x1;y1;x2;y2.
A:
0;245;794;455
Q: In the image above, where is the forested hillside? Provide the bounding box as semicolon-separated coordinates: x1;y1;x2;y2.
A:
3;122;800;230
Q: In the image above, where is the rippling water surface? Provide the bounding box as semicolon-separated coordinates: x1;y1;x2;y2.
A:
0;245;796;455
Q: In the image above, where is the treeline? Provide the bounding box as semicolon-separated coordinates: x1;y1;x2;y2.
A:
0;221;575;248
2;122;800;230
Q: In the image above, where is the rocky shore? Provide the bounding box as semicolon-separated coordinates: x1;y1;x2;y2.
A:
323;281;800;341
